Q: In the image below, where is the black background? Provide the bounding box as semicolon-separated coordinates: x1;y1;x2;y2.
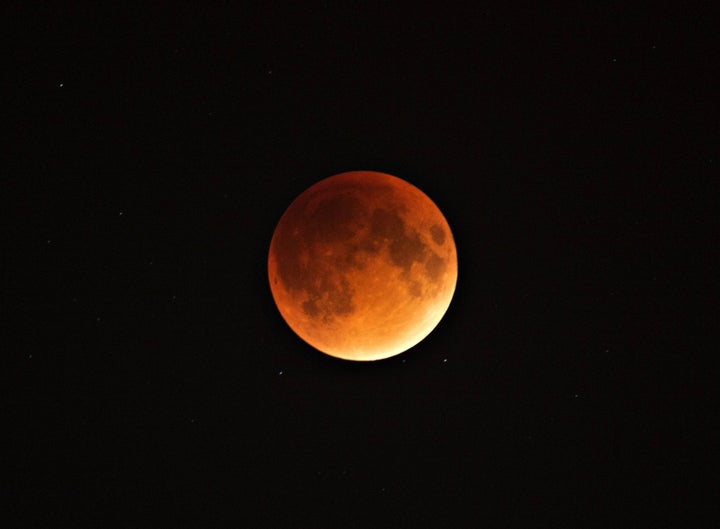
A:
4;3;717;527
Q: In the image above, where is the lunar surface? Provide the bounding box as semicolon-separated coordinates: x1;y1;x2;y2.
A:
268;171;457;361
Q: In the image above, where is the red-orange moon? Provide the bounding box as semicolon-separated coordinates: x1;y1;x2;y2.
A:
268;171;457;361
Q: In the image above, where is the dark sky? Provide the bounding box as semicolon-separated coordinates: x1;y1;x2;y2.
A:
5;3;716;527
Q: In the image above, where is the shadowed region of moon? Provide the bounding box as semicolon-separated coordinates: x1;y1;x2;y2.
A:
430;224;446;245
268;171;458;361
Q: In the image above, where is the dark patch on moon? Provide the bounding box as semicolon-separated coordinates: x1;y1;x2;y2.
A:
300;276;355;321
368;208;428;272
273;234;308;292
274;192;365;294
389;232;427;271
273;192;365;324
307;193;364;244
326;277;355;316
335;244;364;272
408;280;422;297
368;209;403;247
430;224;446;245
425;254;445;282
301;298;319;318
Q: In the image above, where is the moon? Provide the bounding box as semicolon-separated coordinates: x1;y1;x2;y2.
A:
268;171;457;361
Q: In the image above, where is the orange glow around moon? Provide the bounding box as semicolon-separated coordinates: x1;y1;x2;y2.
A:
268;171;458;361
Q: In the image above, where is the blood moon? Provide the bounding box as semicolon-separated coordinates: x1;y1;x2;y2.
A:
268;171;457;361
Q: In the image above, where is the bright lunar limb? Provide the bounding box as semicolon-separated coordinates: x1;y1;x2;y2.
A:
268;171;457;361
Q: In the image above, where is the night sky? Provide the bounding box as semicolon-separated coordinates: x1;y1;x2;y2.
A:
5;3;716;527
